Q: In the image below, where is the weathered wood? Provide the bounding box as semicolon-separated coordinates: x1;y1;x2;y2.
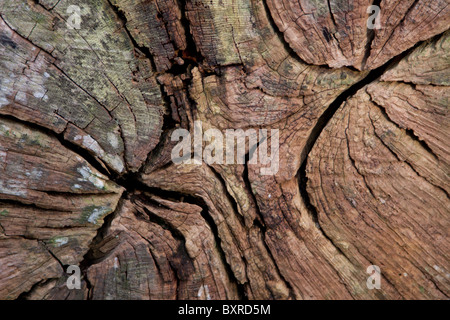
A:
0;0;165;173
266;0;449;70
0;0;448;300
306;33;450;299
0;117;123;299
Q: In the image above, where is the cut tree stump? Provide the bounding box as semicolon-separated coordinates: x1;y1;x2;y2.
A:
0;0;448;300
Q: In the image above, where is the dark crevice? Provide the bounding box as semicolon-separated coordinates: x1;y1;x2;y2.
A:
260;0;341;70
298;161;319;227
0;14;129;176
260;0;304;66
369;0;420;66
300;41;422;170
176;0;217;76
135;188;246;299
170;260;182;300
141;70;196;175
141;85;182;174
106;0;158;72
423;271;450;298
40;240;67;271
296;29;449;299
177;0;204;64
3;9;130;152
39;190;117;197
0;198;72;213
78;198;125;294
404;126;440;162
296;38;431;271
106;2;253;296
106;0;210;177
16;278;58;300
362;0;382;68
195;197;247;300
243;149;266;228
0;21;123;175
368;101;449;198
253;218;296;299
207;165;246;227
15;241;69;300
109;0;208;77
141;205;185;244
325;0;346;55
94;173;247;299
48;0;61;11
148;189;245;299
297;160;366;300
137;199;196;297
327;0;337;28
106;0;169;177
243;151;296;299
0;113;111;178
367;91;440;162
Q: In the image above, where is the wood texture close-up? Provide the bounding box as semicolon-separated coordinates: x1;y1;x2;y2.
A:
0;0;448;300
